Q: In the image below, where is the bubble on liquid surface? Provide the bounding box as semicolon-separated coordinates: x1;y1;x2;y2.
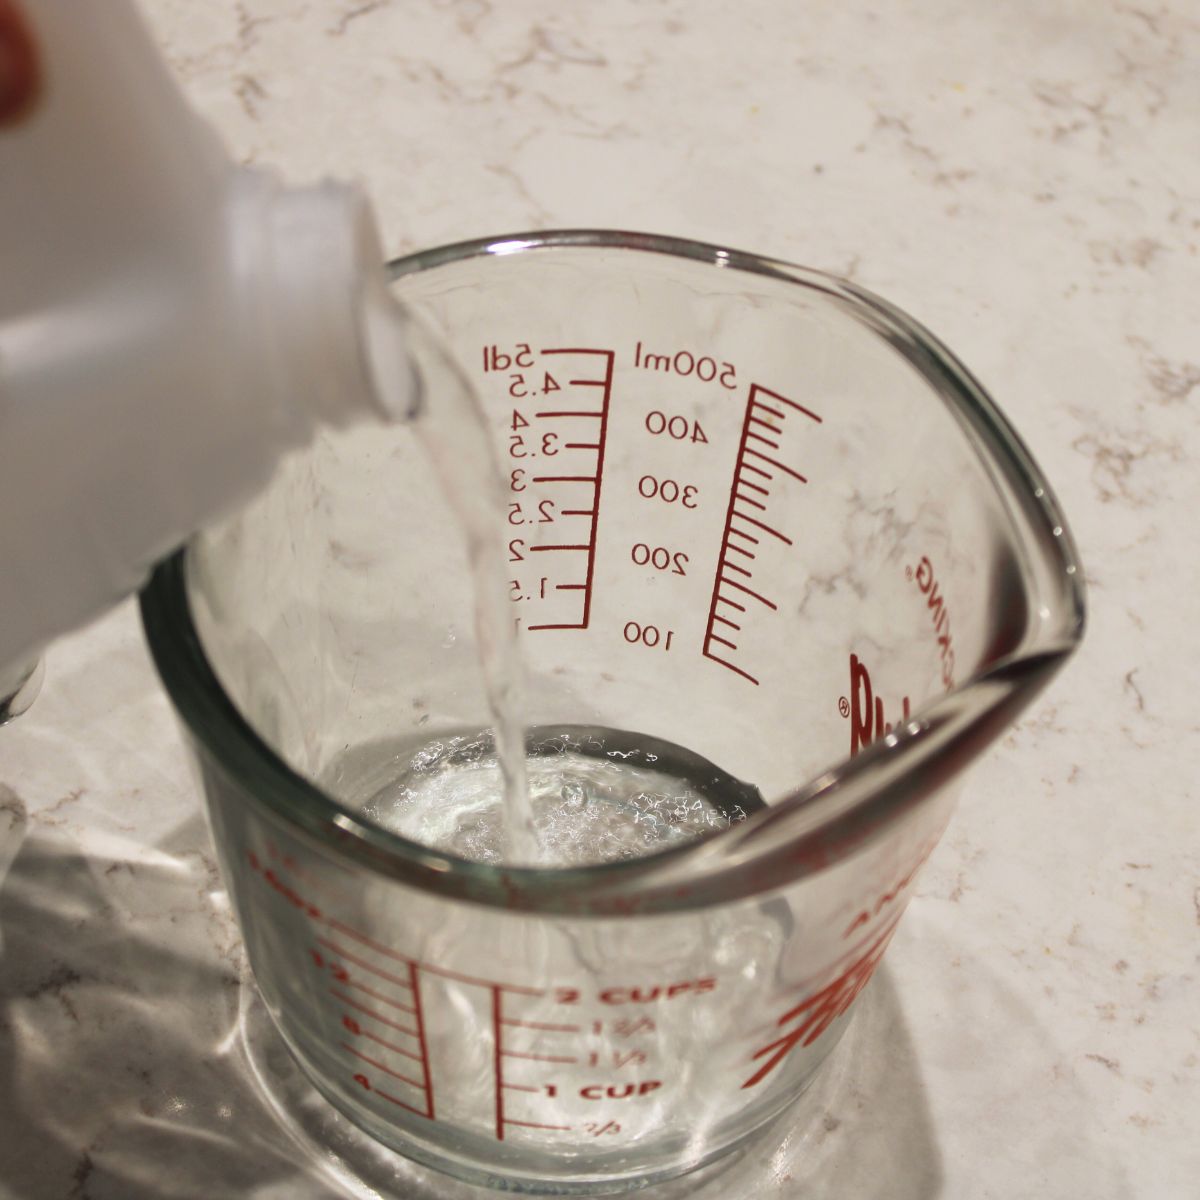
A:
358;730;750;867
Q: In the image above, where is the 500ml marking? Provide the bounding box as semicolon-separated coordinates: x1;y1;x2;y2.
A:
703;384;822;685
634;342;739;390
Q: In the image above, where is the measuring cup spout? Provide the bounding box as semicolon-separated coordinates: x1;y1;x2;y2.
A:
606;643;1076;910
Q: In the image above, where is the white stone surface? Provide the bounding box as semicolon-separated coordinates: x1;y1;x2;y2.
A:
2;1;1197;1196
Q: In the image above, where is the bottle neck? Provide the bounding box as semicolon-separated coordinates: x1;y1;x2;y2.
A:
229;169;419;438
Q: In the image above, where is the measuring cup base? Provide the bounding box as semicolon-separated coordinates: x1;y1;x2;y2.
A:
240;983;843;1196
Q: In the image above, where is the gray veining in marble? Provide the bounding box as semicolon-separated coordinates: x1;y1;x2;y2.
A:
2;1;1197;1196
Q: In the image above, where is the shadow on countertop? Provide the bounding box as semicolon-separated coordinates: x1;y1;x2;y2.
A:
0;797;943;1200
0;803;345;1200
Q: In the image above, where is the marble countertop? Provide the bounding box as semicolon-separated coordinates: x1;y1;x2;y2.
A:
2;1;1197;1196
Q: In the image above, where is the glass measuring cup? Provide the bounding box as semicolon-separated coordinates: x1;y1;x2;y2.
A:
140;231;1084;1193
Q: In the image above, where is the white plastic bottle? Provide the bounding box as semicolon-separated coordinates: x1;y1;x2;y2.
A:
0;0;418;702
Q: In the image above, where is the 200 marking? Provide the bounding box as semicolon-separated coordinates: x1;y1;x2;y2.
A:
631;543;687;576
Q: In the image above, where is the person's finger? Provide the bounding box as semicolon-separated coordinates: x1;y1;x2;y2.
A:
0;0;40;126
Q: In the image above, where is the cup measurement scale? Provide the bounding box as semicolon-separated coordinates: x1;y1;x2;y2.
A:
485;340;823;686
247;837;898;1144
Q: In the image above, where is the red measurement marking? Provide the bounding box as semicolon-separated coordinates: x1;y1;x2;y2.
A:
340;1043;426;1091
330;989;419;1038
732;511;792;544
316;937;414;992
490;984;581;1141
840;829;944;939
253;858;614;1128
326;917;542;995
256;842;358;910
746;431;781;450
501;1050;579;1064
745;447;808;484
407;959;436;1120
748;416;782;435
344;978;417;1015
375;1088;431;1117
720;576;777;610
501;1018;582;1033
741;917;898;1090
703;384;821;685
492;987;506;1140
360;1029;423;1062
733;491;766;511
526;348;614;633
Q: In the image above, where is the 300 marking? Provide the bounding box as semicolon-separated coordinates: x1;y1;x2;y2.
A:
638;474;698;508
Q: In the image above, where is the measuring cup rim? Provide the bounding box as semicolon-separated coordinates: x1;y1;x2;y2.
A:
140;229;1085;917
390;227;1085;616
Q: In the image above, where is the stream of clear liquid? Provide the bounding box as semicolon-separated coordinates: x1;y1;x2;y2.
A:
398;314;539;863
385;310;750;867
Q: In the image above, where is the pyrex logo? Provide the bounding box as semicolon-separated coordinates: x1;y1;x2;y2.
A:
842;652;911;757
